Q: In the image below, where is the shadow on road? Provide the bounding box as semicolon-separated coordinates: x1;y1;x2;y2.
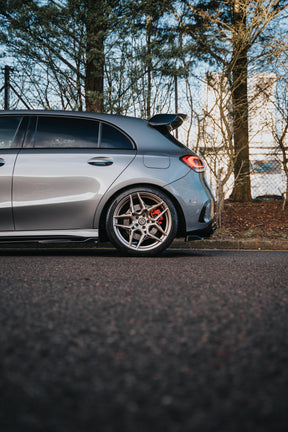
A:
0;245;213;258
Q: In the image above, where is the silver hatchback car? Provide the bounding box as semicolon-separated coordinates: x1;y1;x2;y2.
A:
0;111;216;256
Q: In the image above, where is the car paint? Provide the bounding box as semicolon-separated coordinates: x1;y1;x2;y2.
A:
0;151;18;230
13;149;135;230
0;110;215;244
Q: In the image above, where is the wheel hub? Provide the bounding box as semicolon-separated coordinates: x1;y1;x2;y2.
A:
138;216;146;226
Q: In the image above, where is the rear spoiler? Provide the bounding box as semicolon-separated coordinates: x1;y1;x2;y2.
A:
148;113;187;132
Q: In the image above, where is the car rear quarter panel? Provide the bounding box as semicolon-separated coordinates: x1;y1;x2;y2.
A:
93;152;191;229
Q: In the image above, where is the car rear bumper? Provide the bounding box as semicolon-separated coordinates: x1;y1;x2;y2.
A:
165;169;216;234
185;220;217;241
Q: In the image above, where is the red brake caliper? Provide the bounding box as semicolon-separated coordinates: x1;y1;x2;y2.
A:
150;209;163;224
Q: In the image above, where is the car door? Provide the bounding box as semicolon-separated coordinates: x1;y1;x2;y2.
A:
0;115;26;231
13;115;136;231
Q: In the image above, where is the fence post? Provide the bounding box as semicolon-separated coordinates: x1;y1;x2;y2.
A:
216;168;224;228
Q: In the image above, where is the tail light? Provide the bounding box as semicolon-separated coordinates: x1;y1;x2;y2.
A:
180;155;205;172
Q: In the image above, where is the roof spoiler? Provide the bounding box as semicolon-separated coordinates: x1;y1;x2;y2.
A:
148;113;187;132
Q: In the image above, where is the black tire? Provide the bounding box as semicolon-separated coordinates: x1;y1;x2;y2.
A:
106;187;178;256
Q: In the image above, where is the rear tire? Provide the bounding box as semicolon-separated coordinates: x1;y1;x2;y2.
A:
106;187;178;256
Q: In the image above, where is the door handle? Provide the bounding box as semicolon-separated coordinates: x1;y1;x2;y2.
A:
0;159;5;167
88;157;113;166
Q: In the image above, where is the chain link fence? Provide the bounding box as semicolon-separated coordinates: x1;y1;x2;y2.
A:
201;150;287;201
250;152;286;199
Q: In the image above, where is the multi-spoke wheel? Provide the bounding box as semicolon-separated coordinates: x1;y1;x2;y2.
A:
106;187;178;256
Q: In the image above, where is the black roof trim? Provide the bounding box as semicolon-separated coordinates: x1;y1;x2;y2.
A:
148;113;187;131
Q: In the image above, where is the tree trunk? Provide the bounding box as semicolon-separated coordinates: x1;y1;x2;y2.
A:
230;0;251;202
146;15;153;118
230;49;251;201
85;0;105;112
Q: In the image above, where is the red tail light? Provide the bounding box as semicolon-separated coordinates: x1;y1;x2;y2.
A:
181;155;205;172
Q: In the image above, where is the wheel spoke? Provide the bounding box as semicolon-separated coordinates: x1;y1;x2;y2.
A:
114;223;131;230
129;194;135;214
114;213;133;219
128;229;134;247
146;231;162;243
154;207;168;221
151;223;167;236
136;233;146;249
147;201;164;212
137;193;146;211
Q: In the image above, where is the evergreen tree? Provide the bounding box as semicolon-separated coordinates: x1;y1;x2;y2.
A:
125;0;175;118
0;0;124;112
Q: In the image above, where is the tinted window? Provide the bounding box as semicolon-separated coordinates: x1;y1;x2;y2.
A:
101;123;133;149
0;116;22;149
35;117;99;148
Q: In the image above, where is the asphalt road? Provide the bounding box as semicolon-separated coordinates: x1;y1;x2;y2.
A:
0;248;288;432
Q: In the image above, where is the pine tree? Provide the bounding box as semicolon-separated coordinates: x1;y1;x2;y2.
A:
0;0;124;112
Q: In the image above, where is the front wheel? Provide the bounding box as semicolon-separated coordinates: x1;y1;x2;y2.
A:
106;187;178;256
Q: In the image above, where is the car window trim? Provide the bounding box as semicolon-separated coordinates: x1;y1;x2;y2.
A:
15;116;30;148
0;115;27;149
22;116;37;148
21;115;136;150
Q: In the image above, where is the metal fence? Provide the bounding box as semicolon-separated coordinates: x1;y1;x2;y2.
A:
204;153;287;201
250;153;286;199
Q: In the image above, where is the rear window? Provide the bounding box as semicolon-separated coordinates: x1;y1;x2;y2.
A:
0;116;22;149
100;122;134;149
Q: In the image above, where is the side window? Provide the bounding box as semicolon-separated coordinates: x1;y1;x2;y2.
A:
100;122;134;149
0;116;22;149
35;117;99;148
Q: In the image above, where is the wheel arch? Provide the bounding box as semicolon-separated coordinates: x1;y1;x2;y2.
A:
98;183;186;242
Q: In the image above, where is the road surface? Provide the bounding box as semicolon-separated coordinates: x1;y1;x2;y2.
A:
0;248;287;431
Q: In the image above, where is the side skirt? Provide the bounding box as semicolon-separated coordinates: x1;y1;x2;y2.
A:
0;229;99;243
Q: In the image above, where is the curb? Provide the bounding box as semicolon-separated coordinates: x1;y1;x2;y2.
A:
170;238;288;251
